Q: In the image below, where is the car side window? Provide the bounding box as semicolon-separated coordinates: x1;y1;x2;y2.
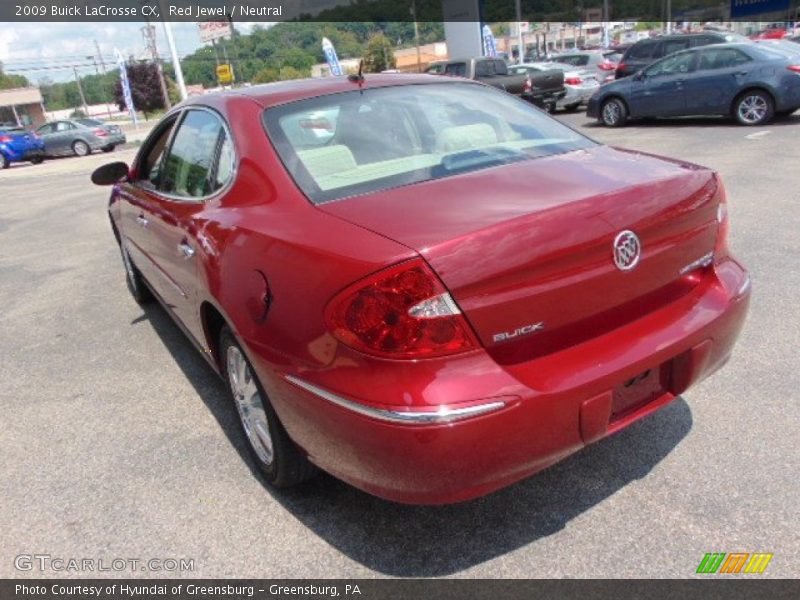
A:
36;124;53;135
445;63;466;77
661;40;691;58
135;117;178;189
628;42;655;60
645;52;695;77
475;61;490;77
56;122;72;132
159;109;229;199
697;48;752;71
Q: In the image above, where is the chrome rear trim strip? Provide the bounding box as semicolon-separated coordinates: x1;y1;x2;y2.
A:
285;375;506;425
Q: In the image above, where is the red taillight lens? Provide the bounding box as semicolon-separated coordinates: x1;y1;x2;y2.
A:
564;77;583;85
714;175;730;263
0;135;12;143
523;76;532;92
326;259;478;359
616;63;627;72
598;61;617;71
787;65;800;74
94;128;108;137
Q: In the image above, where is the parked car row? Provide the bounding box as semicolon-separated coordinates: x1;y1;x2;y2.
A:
0;117;126;169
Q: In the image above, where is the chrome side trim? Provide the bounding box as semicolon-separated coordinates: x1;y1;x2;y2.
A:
285;375;506;425
679;252;714;275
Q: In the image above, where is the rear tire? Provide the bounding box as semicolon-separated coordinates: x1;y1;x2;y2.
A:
72;140;90;157
102;145;115;153
601;98;628;127
30;157;44;165
220;327;316;488
563;102;581;112
120;243;153;305
733;90;774;126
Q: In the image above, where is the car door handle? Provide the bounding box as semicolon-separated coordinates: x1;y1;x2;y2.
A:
136;214;149;227
178;241;195;259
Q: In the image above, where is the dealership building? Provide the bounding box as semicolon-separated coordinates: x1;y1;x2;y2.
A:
0;87;46;127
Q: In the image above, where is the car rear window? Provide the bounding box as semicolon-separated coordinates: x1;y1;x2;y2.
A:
263;82;596;205
558;55;590;66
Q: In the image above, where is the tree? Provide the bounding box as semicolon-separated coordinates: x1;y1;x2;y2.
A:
252;67;280;84
114;61;166;119
0;61;29;90
362;33;396;73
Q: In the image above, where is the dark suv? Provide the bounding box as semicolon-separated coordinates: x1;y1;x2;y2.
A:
616;32;750;78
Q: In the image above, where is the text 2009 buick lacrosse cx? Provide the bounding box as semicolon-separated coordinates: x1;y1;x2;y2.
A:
92;75;750;504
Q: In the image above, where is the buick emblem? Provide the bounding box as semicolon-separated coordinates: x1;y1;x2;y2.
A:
613;230;641;271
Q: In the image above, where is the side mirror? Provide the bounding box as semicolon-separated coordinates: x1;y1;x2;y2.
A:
634;71;647;82
91;161;129;186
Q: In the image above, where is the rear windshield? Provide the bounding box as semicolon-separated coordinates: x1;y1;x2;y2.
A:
77;119;104;126
263;82;595;204
557;55;590;66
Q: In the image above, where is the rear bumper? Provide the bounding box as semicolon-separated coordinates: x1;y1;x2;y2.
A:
91;133;126;149
256;257;750;505
522;89;567;108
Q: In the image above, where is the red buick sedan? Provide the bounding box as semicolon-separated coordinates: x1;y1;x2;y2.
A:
93;75;750;504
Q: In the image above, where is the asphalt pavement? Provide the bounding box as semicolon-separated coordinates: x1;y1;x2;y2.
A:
0;111;798;578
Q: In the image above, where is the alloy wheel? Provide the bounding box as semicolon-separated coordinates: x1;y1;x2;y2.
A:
227;346;274;465
738;95;768;125
73;141;90;156
603;101;621;125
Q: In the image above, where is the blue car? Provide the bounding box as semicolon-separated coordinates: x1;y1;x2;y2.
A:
0;125;46;169
588;43;800;127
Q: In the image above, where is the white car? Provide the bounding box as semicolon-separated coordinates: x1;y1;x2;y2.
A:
513;62;600;111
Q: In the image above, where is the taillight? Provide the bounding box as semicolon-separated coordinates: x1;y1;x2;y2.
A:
523;76;532;92
714;175;730;263
325;259;478;359
0;135;12;143
598;61;617;71
94;128;108;137
787;65;800;74
564;77;583;85
616;63;627;73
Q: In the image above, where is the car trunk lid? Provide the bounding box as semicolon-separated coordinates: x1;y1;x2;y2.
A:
319;145;721;363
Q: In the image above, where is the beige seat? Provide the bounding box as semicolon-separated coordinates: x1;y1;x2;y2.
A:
435;123;498;153
297;145;357;179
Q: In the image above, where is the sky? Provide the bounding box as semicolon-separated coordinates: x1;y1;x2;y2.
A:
0;22;277;84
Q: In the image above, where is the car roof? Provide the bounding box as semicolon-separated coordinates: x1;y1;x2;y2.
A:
188;74;469;109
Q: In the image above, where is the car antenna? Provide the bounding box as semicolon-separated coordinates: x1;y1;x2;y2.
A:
348;60;365;87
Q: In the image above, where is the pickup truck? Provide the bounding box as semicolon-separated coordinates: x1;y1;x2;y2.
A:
426;57;566;111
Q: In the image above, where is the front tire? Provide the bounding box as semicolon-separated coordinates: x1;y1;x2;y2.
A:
120;243;153;305
734;90;774;126
220;327;315;488
601;97;628;127
72;140;90;157
0;154;9;169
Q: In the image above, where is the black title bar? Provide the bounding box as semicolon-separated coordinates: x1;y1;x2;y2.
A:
4;0;800;23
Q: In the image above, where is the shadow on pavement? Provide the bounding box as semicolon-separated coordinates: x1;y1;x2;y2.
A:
138;300;693;577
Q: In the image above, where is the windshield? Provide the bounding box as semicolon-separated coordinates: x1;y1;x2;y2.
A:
264;82;595;204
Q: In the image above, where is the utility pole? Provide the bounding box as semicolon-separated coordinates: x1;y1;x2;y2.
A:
87;54;113;118
141;23;171;110
73;67;89;117
156;0;187;100
666;0;672;34
411;0;421;72
515;0;524;63
93;40;113;118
